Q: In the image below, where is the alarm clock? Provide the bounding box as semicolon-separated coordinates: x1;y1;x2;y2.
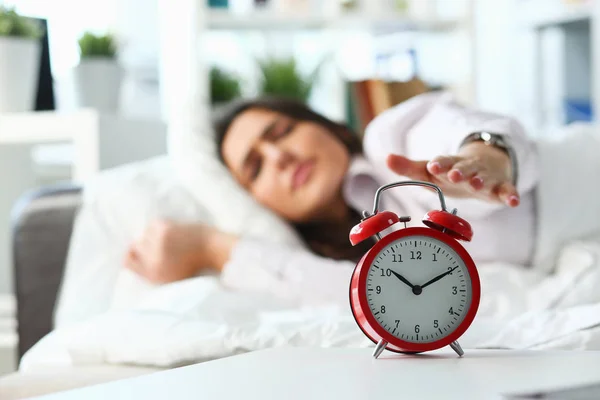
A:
348;180;480;359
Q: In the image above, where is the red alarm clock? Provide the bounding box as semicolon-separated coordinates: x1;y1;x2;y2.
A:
349;181;480;359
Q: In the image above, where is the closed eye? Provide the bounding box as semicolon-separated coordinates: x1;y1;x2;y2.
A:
271;120;296;140
248;156;262;181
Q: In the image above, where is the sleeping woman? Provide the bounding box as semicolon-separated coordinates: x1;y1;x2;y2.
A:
124;92;599;306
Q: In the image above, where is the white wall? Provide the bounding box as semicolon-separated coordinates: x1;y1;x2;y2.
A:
114;0;163;119
472;0;518;115
471;0;546;136
473;0;597;136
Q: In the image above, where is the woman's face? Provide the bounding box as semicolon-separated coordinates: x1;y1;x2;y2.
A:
221;108;351;223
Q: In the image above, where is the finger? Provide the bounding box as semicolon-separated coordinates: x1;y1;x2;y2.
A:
426;155;462;175
467;169;505;192
469;175;485;191
447;159;482;183
124;247;144;273
494;181;520;207
387;154;430;181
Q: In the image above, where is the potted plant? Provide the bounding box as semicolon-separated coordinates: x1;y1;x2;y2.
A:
210;66;242;107
73;32;122;113
257;57;320;103
0;6;43;113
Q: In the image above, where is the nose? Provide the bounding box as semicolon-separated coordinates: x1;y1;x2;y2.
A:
260;143;294;170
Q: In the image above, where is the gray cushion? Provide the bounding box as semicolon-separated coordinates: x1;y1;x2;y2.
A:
11;185;81;360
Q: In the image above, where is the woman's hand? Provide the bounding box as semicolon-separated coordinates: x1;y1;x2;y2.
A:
387;141;519;207
124;220;238;284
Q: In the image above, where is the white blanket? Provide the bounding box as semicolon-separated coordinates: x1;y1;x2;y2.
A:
21;125;600;370
20;236;600;371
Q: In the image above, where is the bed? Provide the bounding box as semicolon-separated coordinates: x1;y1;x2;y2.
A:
3;122;600;398
9;162;600;374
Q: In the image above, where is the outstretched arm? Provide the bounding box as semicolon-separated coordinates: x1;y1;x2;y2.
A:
363;92;538;216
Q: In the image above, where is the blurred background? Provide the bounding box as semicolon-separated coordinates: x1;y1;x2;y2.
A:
0;0;596;376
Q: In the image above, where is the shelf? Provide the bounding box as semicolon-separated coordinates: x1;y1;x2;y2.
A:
329;14;458;32
517;0;591;28
206;9;458;32
207;9;324;30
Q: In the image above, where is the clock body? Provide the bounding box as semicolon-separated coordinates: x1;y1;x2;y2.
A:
349;227;480;353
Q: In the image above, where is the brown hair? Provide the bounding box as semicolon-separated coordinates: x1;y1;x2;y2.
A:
212;97;374;262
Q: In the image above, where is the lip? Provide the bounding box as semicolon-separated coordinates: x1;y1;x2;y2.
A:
292;160;314;191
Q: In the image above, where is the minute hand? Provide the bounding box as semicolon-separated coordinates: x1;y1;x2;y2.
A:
420;266;460;290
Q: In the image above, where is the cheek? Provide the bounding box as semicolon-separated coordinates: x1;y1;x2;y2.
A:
315;134;350;176
251;175;289;212
251;173;308;221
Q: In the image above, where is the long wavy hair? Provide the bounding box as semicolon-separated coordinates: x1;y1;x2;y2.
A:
212;97;374;262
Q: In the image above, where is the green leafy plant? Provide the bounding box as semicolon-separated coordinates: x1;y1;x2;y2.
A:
0;6;43;39
78;32;117;59
210;66;242;104
257;57;320;102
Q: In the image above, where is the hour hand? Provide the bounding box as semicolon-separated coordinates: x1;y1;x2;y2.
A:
389;270;415;289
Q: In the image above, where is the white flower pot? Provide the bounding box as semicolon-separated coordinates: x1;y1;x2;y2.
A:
73;58;123;113
0;37;41;113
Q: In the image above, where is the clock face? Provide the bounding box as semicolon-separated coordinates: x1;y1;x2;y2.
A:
365;235;472;344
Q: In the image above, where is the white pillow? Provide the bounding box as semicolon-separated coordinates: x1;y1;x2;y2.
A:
54;109;304;328
167;106;304;247
54;156;212;328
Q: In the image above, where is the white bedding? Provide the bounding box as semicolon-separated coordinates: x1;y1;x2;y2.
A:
20;235;600;371
24;123;600;371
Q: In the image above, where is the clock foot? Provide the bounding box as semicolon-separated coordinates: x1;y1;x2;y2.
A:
450;341;464;357
372;339;388;359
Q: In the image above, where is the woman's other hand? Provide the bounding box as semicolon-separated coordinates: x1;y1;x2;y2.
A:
124;220;238;284
387;141;519;207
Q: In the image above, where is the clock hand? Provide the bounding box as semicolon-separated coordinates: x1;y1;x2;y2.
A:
389;270;415;289
420;266;460;290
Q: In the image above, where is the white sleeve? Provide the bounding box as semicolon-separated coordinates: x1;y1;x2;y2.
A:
220;238;355;308
364;92;538;194
438;101;539;195
362;92;539;217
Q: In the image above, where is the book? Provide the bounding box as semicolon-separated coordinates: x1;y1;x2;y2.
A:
346;77;430;137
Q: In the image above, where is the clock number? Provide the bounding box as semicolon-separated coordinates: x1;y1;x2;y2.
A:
452;286;457;295
448;307;454;315
380;268;392;277
394;320;400;328
433;320;439;328
410;251;422;260
432;253;437;262
414;325;420;333
447;267;454;275
381;305;386;314
392;254;403;263
376;286;382;294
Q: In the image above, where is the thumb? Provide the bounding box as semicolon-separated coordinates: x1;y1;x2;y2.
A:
387;154;430;181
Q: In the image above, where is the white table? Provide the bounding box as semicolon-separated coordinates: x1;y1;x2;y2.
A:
32;348;600;400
